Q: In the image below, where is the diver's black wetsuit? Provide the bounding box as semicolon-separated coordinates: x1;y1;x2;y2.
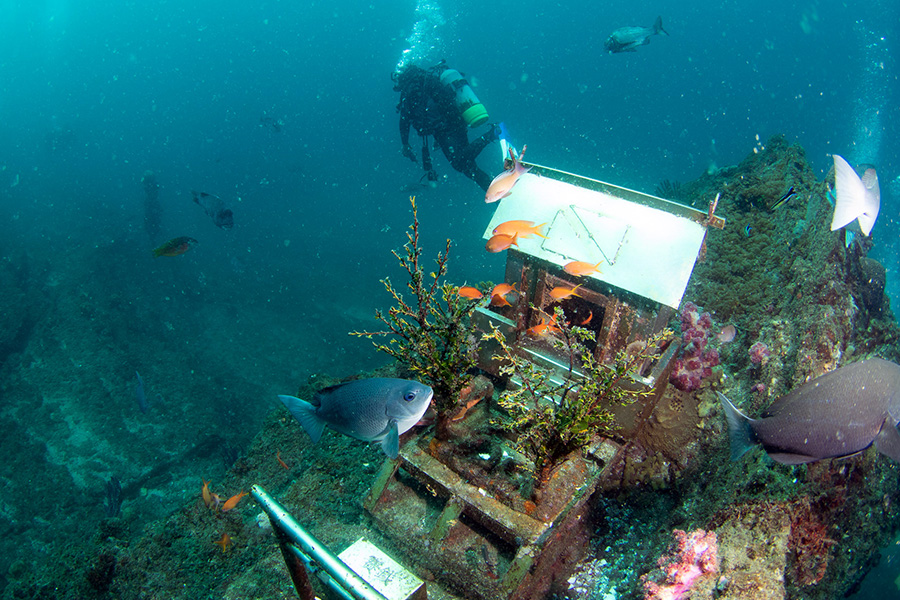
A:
395;65;495;191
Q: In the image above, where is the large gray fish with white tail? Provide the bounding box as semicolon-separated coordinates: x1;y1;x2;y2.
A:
718;358;900;465
279;378;433;459
830;154;880;236
604;16;668;54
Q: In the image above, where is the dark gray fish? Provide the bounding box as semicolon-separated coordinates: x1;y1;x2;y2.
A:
718;358;900;464
604;16;668;53
135;371;149;413
279;377;433;459
192;190;234;229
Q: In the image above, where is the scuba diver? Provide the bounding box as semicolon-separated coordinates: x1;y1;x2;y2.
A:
393;61;499;191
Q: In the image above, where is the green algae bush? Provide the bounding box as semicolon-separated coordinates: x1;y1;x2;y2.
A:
486;306;670;480
351;197;480;421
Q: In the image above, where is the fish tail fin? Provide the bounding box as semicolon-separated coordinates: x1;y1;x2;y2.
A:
716;392;757;460
152;247;163;258
654;16;668;36
278;395;326;443
875;416;900;463
191;190;201;205
831;155;873;235
533;223;549;239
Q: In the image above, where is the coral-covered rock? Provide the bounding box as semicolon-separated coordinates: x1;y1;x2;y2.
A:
642;529;719;599
749;341;771;365
669;302;721;392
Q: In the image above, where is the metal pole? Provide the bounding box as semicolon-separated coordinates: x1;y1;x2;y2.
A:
274;526;316;600
251;484;388;600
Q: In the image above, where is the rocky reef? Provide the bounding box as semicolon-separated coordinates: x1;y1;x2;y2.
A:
566;135;900;599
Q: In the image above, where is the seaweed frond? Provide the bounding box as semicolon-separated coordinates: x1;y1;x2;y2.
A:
350;197;480;416
486;305;671;480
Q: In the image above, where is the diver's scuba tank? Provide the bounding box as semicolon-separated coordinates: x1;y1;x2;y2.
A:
438;68;489;128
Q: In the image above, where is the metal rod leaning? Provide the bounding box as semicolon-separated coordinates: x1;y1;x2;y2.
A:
251;484;388;600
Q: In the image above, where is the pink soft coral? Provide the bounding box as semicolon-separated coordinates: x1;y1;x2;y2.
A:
669;302;721;392
749;341;771;365
643;529;719;600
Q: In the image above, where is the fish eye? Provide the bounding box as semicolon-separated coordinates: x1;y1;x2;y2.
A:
404;391;417;402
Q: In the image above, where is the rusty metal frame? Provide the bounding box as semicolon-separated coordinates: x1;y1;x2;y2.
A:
251;484;388;600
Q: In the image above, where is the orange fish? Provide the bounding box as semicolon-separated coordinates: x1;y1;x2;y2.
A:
458;286;483;299
526;316;560;337
201;479;213;508
214;533;232;553
486;233;518;253
563;260;603;277
152;236;198;258
276;451;290;470
578;310;593;326
221;491;248;512
491;283;517;297
490;294;512;307
486;145;531;203
549;284;583;301
492;220;548;239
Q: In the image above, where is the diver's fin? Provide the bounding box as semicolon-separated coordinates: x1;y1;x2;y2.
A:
381;420;400;459
278;395;326;444
716;392;757;460
831;154;878;236
498;122;517;164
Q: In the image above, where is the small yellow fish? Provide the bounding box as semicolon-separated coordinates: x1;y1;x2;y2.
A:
485;146;531;203
201;478;213;508
563;260;603;277
221;491;247;512
549;284;583;301
526;315;560;337
490;283;517;307
457;286;483;299
485;233;518;253
490;294;512;307
492;220;548;239
214;533;232;553
490;283;517;297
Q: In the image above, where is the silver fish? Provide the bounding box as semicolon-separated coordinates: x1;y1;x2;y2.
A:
279;378;433;459
830;155;880;236
604;16;668;54
718;358;900;464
